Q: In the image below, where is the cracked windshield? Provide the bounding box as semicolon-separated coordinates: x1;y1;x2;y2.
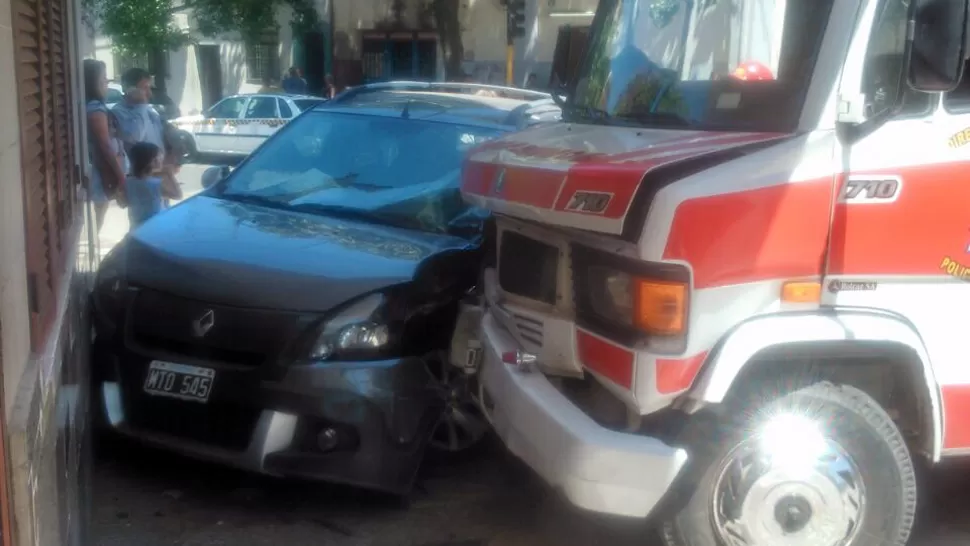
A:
17;0;970;545
219;111;499;235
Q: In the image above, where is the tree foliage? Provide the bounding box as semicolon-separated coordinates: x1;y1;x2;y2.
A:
82;0;321;57
81;0;189;56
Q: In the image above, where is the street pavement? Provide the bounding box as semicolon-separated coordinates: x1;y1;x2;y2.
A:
92;162;970;546
90;430;970;546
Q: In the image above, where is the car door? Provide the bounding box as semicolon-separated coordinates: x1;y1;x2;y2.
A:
277;98;295;121
823;0;970;449
236;95;280;155
293;98;326;113
195;96;247;154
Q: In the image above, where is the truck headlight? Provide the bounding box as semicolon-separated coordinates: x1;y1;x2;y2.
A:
572;243;691;353
587;266;687;336
309;293;395;360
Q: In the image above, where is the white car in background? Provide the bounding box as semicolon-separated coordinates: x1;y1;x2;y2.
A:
105;82;125;107
170;93;327;158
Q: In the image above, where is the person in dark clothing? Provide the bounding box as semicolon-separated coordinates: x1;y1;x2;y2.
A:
282;67;308;94
525;72;540;90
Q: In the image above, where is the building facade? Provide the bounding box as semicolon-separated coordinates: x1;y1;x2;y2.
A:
331;0;595;86
82;0;595;118
0;0;94;544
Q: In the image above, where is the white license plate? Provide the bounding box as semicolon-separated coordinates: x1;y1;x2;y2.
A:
143;361;215;403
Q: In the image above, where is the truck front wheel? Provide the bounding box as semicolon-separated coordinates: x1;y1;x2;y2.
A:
661;381;917;546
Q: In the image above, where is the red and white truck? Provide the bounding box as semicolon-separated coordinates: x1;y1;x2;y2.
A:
452;0;970;544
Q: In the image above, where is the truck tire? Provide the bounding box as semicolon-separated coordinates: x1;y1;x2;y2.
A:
661;381;917;546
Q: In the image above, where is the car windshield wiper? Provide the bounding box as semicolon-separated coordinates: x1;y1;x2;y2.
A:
331;172;359;187
219;192;288;209
287;202;392;225
560;103;615;124
614;110;695;128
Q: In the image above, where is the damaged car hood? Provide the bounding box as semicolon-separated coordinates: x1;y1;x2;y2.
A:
124;196;476;312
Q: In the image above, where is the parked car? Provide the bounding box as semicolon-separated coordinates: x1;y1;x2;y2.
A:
105;82;124;105
90;82;560;494
169;93;328;159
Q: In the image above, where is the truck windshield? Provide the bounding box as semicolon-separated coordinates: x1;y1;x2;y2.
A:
572;0;835;133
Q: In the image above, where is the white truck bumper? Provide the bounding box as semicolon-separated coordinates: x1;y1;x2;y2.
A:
478;310;689;518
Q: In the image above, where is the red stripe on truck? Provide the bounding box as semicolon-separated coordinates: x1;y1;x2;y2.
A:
576;329;635;389
656;352;708;394
663;179;832;289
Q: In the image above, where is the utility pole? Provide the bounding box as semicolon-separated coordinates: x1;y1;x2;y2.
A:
506;0;526;85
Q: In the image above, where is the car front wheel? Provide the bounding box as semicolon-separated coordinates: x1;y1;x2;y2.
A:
177;130;197;162
662;381;917;546
425;354;489;457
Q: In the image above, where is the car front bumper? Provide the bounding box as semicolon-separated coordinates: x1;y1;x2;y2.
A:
477;309;689;518
92;337;441;495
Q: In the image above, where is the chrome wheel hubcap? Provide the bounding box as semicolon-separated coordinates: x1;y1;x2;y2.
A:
427;359;488;453
711;413;866;546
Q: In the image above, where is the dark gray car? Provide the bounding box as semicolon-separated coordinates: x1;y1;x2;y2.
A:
90;83;559;494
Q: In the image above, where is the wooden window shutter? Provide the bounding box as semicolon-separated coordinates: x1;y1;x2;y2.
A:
49;0;78;248
12;0;79;350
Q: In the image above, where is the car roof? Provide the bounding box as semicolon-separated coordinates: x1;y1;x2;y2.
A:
307;104;514;132
348;90;532;111
318;85;560;129
220;93;322;101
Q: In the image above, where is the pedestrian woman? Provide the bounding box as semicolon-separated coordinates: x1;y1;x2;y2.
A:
84;59;127;230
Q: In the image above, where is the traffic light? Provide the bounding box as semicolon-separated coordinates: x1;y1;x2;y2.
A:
507;0;526;43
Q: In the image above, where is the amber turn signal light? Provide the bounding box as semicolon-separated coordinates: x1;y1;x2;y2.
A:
633;279;687;336
781;281;821;304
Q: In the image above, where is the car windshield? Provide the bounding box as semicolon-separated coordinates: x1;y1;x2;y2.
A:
572;0;834;132
217;111;502;236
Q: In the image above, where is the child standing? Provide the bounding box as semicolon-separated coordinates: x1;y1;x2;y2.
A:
126;142;176;229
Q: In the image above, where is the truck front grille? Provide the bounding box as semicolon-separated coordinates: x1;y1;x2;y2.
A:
498;231;559;305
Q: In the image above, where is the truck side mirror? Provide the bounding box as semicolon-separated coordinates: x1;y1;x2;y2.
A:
907;0;969;92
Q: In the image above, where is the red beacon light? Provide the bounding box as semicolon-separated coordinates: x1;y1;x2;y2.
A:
730;60;774;81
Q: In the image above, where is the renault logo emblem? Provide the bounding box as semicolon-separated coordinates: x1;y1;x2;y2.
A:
191;309;216;338
493;168;506;195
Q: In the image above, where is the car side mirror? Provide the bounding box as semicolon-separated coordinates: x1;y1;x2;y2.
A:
201;165;230;189
907;0;969;92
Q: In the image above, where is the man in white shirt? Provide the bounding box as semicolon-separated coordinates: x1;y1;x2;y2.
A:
113;67;182;207
112;67;166;165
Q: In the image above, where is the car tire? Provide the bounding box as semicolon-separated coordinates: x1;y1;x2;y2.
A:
177;130;197;163
424;355;490;459
661;381;917;546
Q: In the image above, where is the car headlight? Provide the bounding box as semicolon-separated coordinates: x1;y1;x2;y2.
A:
94;244;128;332
309;293;395;361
